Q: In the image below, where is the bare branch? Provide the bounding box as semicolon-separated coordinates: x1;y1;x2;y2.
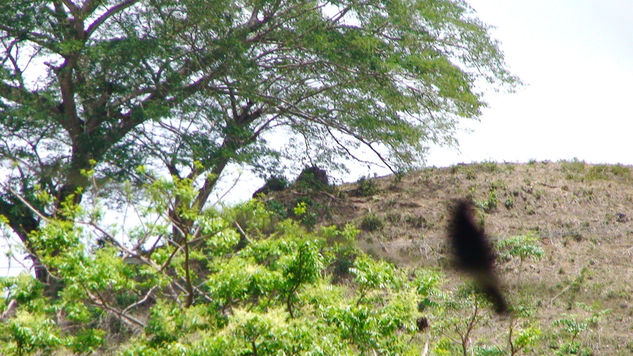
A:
325;126;376;166
84;286;146;328
85;0;139;37
208;170;243;208
7;187;50;221
0;299;17;321
60;0;80;15
123;286;157;314
262;93;397;173
234;221;253;245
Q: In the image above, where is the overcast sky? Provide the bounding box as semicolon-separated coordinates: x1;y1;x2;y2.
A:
427;0;633;166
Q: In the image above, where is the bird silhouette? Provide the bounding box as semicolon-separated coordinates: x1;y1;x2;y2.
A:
448;199;508;314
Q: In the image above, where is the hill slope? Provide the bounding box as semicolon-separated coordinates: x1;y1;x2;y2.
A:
272;160;633;354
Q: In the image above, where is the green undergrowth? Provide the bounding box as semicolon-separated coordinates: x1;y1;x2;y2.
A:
0;179;447;354
0;170;613;355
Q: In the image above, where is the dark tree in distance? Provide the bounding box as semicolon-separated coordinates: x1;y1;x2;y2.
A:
0;0;518;290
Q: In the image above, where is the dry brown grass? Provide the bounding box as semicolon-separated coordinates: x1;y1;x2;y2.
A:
270;160;633;354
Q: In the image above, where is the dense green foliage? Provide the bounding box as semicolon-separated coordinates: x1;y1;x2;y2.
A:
0;0;516;290
1;180;428;354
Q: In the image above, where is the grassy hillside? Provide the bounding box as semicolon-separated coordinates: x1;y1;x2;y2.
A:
4;160;632;354
270;160;633;354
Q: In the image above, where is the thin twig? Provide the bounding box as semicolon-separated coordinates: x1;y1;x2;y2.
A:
83;286;145;328
550;284;572;305
123;286;158;314
0;299;17;320
209;170;243;208
234;221;253;245
550;266;586;305
173;279;214;303
421;340;429;356
8;187;49;221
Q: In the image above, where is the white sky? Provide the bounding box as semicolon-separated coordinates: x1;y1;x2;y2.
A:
3;0;632;276
428;0;633;166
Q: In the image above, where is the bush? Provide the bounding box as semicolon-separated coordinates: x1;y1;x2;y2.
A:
585;164;631;181
291;199;318;229
560;159;586;180
496;231;544;277
352;176;379;197
610;164;631;178
479;161;500;173
294;166;329;191
0;181;427;355
264;199;288;218
474;188;498;213
360;212;384;231
252;175;288;198
585;165;610;181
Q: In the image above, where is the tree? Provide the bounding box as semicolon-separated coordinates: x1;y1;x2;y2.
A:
0;0;517;288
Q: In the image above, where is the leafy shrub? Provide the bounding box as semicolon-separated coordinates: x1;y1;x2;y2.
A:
496;232;544;266
360;212;384;231
585;165;610;181
352;176;379;197
476;161;500;173
609;164;631;178
473;345;505;355
252;175;288;198
294;166;329;191
585;164;631;181
264;199;288;218
292;200;318;229
474;188;498;213
560;159;586;172
456;165;477;180
560;159;586;180
0;180;428;355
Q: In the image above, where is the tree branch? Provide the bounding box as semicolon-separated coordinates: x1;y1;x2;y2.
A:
123;286;157;314
0;82;61;117
84;286;146;328
85;0;139;37
60;0;80;15
7;187;50;221
0;24;58;52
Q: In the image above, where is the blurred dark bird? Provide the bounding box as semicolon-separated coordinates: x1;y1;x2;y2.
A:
448;199;508;314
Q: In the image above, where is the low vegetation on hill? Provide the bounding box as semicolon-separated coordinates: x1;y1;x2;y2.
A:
2;160;632;355
264;160;633;354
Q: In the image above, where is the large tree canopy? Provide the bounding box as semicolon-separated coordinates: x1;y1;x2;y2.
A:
0;0;516;285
